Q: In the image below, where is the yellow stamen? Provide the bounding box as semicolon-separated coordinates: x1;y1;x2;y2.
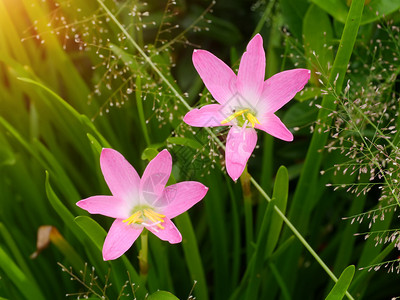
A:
221;109;249;124
143;209;165;229
147;209;166;218
123;209;166;230
246;113;260;128
123;211;143;225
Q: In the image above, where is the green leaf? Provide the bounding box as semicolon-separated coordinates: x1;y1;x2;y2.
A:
282;100;319;129
17;77;110;150
74;216;107;251
303;4;333;81
45;171;85;243
109;43;140;71
147;290;180;300
135;75;151;146
294;86;322;102
311;0;348;23
141;147;162;161
87;133;105;156
167;137;203;149
312;0;400;24
0;247;45;300
0;135;15;167
325;265;355;300
266;166;289;256
244;198;275;299
280;0;309;38
287;0;364;237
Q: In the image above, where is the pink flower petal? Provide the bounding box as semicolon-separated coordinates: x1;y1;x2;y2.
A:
183;104;228;127
146;218;182;244
76;196;130;219
257;69;311;114
192;49;237;105
102;219;143;261
256;114;293;142
100;148;140;205
156;182;208;219
225;126;258;181
140;150;172;205
237;34;265;103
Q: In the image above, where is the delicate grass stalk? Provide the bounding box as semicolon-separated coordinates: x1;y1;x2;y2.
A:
251;0;276;36
250;177;355;300
351;241;395;295
135;76;151;146
240;166;254;264
275;0;364;295
40;226;86;273
96;0;189;111
287;0;365;234
156;1;216;53
95;0;226;151
19;0;91;113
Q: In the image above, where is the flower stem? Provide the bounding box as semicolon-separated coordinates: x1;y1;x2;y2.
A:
249;176;355;300
240;166;253;263
138;230;149;277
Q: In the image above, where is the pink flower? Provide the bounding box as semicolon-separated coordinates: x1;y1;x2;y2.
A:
77;148;208;261
183;34;311;181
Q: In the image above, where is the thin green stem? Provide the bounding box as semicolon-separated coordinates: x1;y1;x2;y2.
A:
251;0;276;36
138;230;149;277
135;75;151;146
157;1;216;53
96;0;226;151
96;0;189;110
250;177;355;300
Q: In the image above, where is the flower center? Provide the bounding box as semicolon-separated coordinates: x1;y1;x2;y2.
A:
123;208;166;230
221;108;260;128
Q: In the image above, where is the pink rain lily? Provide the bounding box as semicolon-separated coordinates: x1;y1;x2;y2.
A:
77;148;208;261
183;34;311;181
